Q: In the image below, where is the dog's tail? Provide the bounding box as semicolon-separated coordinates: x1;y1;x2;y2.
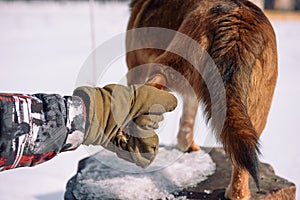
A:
219;85;261;189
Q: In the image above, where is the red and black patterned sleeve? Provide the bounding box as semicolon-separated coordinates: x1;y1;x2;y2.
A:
0;93;86;171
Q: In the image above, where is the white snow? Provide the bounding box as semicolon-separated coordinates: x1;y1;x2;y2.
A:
0;1;300;200
71;147;215;200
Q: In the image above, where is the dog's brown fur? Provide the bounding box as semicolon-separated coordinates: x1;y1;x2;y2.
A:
126;0;277;199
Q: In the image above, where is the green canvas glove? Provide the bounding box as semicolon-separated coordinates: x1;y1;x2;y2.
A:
73;84;177;168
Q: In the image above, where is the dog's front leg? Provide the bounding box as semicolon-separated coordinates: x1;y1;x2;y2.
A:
177;95;200;152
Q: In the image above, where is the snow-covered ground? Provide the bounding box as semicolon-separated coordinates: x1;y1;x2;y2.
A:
0;1;300;199
69;147;215;199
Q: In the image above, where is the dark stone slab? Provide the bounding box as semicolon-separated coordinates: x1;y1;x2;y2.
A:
65;148;296;200
173;148;296;200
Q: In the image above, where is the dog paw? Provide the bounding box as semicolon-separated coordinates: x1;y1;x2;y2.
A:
187;140;201;152
177;137;200;152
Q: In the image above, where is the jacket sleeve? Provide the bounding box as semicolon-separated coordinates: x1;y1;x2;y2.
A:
0;93;86;171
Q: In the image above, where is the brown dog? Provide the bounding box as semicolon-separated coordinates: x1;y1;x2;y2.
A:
126;0;277;199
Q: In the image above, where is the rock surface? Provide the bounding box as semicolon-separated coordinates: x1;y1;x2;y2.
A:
174;148;296;200
65;148;296;200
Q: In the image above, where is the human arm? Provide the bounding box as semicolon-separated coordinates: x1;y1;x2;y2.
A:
0;84;177;171
0;93;85;171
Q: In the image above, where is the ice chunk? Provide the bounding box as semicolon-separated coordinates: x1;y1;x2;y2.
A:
71;146;216;199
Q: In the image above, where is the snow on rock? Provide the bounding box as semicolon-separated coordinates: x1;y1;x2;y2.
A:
69;147;216;200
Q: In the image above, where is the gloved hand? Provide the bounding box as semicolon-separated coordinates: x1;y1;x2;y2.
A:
73;84;177;168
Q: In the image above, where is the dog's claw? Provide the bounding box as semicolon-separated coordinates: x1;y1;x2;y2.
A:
116;131;129;149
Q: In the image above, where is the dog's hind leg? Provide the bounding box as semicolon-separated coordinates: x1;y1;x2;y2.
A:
225;166;251;200
177;95;200;152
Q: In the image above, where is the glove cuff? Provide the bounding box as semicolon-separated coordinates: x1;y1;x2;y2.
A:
73;86;101;145
61;96;86;151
